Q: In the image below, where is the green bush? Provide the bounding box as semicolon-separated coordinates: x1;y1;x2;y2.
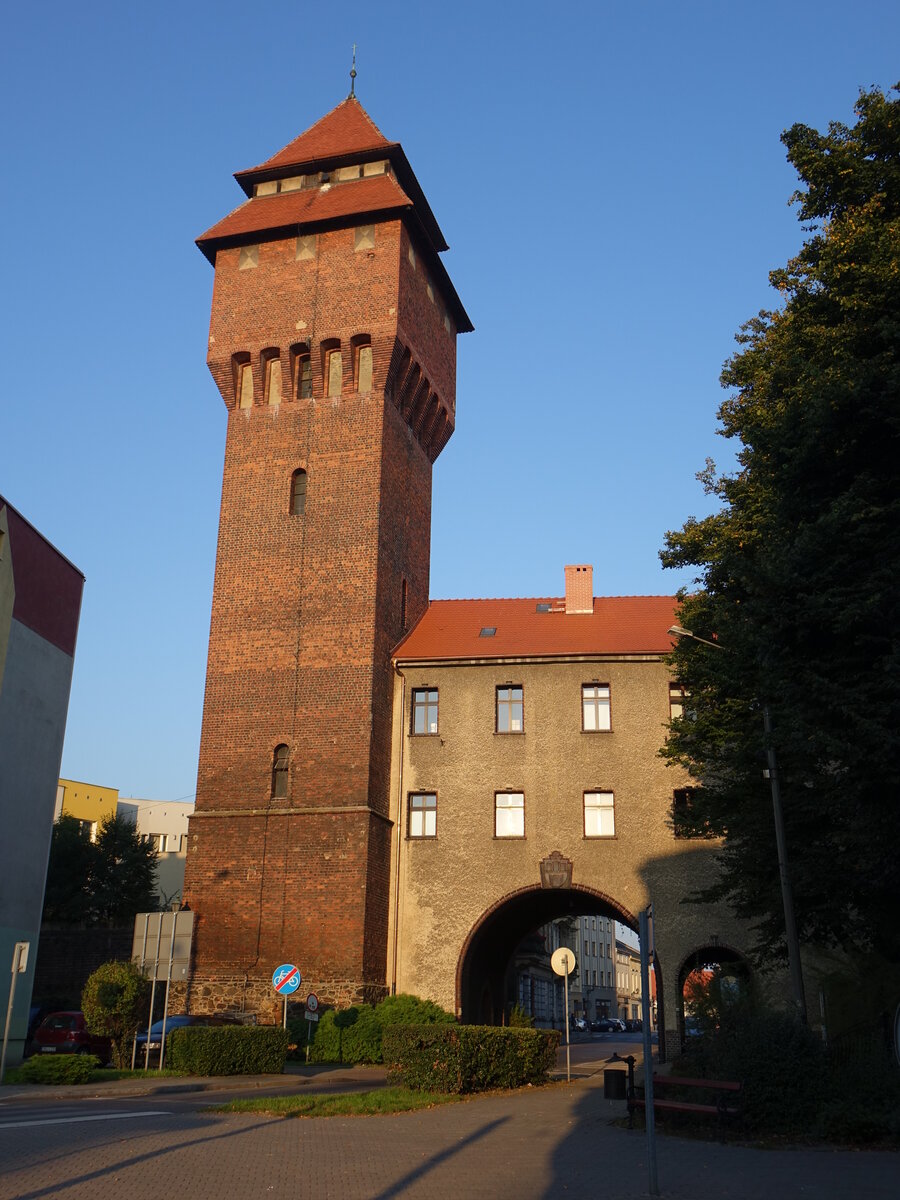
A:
166;1026;288;1075
299;994;456;1065
374;994;456;1028
15;1054;99;1085
820;1038;900;1144
678;1007;827;1133
383;1024;560;1093
507;1003;534;1028
82;960;150;1069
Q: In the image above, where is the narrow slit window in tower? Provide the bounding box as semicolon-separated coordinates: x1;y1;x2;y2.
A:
290;470;307;516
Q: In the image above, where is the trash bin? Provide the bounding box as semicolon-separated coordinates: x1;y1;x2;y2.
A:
604;1068;627;1100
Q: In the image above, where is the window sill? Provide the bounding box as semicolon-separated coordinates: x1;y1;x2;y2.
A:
409;732;440;738
406;836;437;841
494;731;525;737
581;729;613;735
493;835;526;840
582;835;618;840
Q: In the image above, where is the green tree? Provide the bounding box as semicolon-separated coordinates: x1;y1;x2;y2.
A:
81;960;150;1068
42;813;158;926
42;816;98;924
661;85;900;966
91;814;158;924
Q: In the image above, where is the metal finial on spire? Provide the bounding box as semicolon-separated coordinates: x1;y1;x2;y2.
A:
349;44;357;98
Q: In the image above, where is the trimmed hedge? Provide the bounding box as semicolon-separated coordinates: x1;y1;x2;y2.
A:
383;1024;560;1093
166;1026;288;1076
293;994;456;1065
15;1054;100;1085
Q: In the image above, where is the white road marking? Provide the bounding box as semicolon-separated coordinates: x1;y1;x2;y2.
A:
0;1110;171;1129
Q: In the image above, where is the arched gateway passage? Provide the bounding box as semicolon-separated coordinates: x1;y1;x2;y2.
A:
457;883;644;1025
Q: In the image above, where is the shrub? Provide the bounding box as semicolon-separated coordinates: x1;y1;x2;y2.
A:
383;1024;560;1093
374;994;456;1028
15;1054;99;1085
166;1026;288;1075
301;995;456;1065
82;960;150;1068
820;1036;900;1144
507;1004;534;1028
678;1006;827;1133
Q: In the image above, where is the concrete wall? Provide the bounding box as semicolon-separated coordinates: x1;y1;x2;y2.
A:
388;654;759;1052
0;498;83;1064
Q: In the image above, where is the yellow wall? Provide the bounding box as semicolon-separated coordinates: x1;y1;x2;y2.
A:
56;778;118;829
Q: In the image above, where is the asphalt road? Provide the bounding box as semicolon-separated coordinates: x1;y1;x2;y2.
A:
3;1035;893;1200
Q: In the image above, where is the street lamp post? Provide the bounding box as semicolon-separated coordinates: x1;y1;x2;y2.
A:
668;625;807;1023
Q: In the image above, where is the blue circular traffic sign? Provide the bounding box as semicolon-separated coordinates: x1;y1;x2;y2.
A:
273;964;301;994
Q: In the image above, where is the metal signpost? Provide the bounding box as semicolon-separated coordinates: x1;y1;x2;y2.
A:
550;946;576;1083
0;942;29;1085
639;906;659;1196
272;964;301;1029
305;992;319;1062
131;911;194;1071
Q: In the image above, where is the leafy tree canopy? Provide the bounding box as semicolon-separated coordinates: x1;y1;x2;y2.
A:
42;813;158;926
661;85;900;966
82;960;150;1068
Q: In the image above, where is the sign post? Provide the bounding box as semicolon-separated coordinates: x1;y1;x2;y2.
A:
305;992;319;1062
551;946;576;1083
0;942;29;1085
272;964;301;1029
639;906;659;1197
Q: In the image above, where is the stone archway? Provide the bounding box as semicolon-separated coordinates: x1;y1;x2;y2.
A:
677;941;753;1044
455;882;638;1024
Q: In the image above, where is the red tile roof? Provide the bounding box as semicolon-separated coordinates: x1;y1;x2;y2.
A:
240;98;394;175
196;174;413;255
393;596;680;661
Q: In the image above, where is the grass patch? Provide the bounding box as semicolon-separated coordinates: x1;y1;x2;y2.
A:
213;1086;460;1118
3;1065;186;1086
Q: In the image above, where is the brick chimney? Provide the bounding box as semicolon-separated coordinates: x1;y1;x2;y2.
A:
564;564;593;614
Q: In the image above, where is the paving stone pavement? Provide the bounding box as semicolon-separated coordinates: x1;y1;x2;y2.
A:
1;1070;896;1200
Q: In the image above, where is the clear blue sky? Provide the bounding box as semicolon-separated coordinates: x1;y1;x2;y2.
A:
3;1;896;802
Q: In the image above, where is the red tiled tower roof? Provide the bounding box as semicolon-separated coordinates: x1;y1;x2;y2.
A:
195;96;470;329
237;97;395;176
196;174;413;246
393;596;680;662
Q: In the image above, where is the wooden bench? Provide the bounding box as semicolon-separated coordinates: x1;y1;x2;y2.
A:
628;1074;742;1130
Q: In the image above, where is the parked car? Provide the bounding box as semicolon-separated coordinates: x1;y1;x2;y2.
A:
591;1017;617;1033
134;1013;239;1064
27;1012;111;1062
571;1016;588;1032
624;1018;643;1032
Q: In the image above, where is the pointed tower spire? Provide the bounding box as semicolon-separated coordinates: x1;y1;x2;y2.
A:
349;44;357;98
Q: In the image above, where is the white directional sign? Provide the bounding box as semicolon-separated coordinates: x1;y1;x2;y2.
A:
551;947;576;977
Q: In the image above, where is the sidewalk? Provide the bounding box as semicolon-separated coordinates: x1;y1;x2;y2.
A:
0;1060;388;1105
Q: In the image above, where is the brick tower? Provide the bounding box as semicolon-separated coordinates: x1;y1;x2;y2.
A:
183;97;471;1016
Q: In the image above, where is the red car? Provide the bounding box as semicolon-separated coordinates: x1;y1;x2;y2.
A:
28;1012;111;1063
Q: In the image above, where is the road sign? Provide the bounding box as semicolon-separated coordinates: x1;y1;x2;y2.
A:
306;992;319;1012
305;1012;319;1022
273;964;301;994
551;947;576;976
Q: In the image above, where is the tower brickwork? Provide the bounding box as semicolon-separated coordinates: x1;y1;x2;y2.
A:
183;98;471;1015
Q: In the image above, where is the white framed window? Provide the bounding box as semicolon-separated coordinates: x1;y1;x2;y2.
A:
408;793;436;838
495;792;525;838
584;791;615;837
496;686;523;733
582;684;611;731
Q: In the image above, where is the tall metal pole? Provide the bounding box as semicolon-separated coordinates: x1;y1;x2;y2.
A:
763;704;807;1021
639;909;658;1197
0;943;29;1085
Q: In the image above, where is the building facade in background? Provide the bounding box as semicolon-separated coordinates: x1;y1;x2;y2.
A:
0;497;83;1063
55;778;118;841
118;799;193;908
